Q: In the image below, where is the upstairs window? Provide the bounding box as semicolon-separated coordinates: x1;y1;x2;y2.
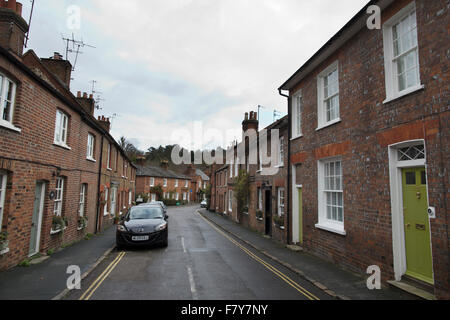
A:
163;179;167;187
317;62;340;128
277;188;285;216
87;134;95;160
107;143;112;169
185;180;188;188
278;136;285;166
150;178;155;187
383;2;422;101
175;179;178;187
292;91;302;138
79;184;86;217
0;74;17;129
54;110;69;146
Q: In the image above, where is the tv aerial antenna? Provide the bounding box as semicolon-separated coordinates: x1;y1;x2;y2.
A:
89;80;105;111
24;0;35;48
62;33;96;71
109;113;120;129
273;109;283;122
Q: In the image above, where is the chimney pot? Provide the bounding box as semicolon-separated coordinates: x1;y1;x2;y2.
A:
77;91;81;98
15;2;22;15
83;92;87;98
6;0;16;11
89;94;93;99
245;112;248;121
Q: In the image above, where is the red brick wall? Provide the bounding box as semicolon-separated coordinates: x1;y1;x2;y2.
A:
288;0;449;298
135;176;191;201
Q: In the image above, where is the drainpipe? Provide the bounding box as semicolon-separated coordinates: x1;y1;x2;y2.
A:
95;135;104;234
279;89;291;244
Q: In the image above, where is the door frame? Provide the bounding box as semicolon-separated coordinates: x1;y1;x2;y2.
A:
388;139;434;282
29;181;46;257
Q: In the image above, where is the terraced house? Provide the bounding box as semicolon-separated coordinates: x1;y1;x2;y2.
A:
279;0;449;299
135;159;192;203
0;1;135;270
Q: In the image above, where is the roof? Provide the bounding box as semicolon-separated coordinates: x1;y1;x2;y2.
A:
136;165;191;180
0;46;136;168
278;0;394;92
195;169;210;181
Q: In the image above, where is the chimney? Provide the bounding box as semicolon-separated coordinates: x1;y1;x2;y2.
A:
242;110;258;134
76;91;95;116
160;160;169;171
185;164;195;176
97;115;111;132
0;1;29;57
135;156;146;167
40;52;72;89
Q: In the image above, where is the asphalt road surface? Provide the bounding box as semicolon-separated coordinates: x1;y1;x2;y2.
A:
64;205;330;300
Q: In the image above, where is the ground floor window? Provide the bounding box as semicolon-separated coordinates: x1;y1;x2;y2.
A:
129;190;132;205
277;187;285;216
183;192;187;201
316;158;345;234
104;187;109;215
257;188;262;210
175;193;179;201
151;193;156;202
228;190;233;212
54;177;64;216
79;184;87;217
110;187;117;215
0;171;7;232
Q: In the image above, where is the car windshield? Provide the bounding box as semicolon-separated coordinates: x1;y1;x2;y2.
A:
128;207;163;220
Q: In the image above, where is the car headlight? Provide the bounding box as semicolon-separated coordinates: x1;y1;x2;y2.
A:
117;225;127;232
155;222;167;231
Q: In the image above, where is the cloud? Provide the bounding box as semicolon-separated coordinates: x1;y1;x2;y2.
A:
22;0;369;151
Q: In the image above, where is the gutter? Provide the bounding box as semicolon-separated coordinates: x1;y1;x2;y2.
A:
95;135;104;234
279;89;292;244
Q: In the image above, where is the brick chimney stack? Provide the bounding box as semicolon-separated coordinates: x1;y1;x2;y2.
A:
97;115;111;132
135;156;146;167
0;1;28;57
242;110;258;134
40;52;73;89
76;91;95;116
160;160;169;171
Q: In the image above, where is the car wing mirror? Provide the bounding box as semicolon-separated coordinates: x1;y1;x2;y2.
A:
164;214;169;220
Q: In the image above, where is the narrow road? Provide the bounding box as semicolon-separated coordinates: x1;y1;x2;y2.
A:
64;205;330;300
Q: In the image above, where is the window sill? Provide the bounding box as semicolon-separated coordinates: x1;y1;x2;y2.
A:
275;165;284;168
0;121;21;133
291;134;303;141
256;217;263;222
0;247;9;255
53;142;71;150
316;118;342;131
86;157;96;163
103;212;109;216
383;84;425;104
50;227;67;235
315;222;346;236
107;168;112;171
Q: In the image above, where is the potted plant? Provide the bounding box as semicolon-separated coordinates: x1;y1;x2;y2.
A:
256;210;263;221
0;231;8;252
273;215;285;228
77;216;88;230
113;215;120;224
52;216;66;232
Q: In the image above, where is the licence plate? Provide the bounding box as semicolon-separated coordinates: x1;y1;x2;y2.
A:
132;236;149;241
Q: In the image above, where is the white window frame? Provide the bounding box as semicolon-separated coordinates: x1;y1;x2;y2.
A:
315;158;346;235
150;177;155;187
316;61;341;130
175;193;179;201
175;179;178;187
87;133;95;161
0;73;19;132
292;90;303;139
230;158;233;178
107;143;112;170
53;177;64;216
129;190;132;205
151;193;156;202
79;184;86;217
54;110;70;148
382;2;423;103
234;157;239;177
183;192;187;201
228;190;233;212
163;178;167;187
258;188;262;211
0;171;7;232
185;180;189;188
110;187;117;215
278;136;285;167
277;188;285;216
103;187;109;215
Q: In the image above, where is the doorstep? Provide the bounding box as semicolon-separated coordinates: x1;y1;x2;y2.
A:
387;280;436;300
286;244;303;252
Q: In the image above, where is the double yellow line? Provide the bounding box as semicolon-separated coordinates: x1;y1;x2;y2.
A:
199;214;320;300
79;251;126;300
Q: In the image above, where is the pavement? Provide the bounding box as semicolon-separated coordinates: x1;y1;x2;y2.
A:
198;209;417;300
0;226;115;300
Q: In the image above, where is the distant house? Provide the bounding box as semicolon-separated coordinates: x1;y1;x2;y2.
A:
135;159;192;202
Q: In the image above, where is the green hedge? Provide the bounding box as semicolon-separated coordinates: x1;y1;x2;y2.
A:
162;199;188;206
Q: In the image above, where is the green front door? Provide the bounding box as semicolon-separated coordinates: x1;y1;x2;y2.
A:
298;188;303;245
402;168;433;284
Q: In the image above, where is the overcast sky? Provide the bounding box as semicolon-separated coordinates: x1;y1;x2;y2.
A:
22;0;369;152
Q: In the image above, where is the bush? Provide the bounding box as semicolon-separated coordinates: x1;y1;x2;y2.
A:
273;215;285;227
256;210;263;219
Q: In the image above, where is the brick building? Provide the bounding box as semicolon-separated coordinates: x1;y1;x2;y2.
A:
0;1;135;270
279;0;449;298
184;165;210;202
136;159;192;203
209;112;289;243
